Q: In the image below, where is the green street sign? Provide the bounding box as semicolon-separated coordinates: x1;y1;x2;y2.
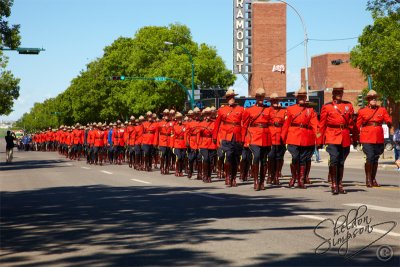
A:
155;76;166;81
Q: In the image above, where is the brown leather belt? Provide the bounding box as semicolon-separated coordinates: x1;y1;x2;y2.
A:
327;124;349;129
160;133;173;136
363;122;382;127
290;123;312;129
201;134;212;138
175;136;184;140
269;122;283;127
250;123;269;128
223;121;241;126
144;131;155;134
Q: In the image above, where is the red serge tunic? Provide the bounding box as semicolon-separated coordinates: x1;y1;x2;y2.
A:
187;120;200;149
112;128;125;147
125;125;136;146
356;106;392;144
173;123;186;149
93;130;105;147
156;120;174;147
242;105;272;146
281;104;318;146
197;120;216;150
317;101;357;147
269;108;286;145
72;129;83;145
134;124;143;146
142;121;158;146
212;104;244;143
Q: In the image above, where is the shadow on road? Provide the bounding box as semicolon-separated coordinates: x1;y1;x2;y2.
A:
1;185;396;266
0;159;66;171
249;246;399;267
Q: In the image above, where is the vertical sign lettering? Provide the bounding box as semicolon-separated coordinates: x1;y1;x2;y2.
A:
234;0;245;74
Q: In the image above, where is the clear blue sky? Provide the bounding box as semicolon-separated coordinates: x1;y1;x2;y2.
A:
1;0;373;121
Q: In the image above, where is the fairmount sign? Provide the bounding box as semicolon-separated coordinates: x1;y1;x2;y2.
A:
233;0;251;74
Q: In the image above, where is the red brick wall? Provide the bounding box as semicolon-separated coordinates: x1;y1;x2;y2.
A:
250;3;286;97
301;53;368;111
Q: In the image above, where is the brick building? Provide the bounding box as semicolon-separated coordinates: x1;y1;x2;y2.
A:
249;2;286;97
301;52;367;111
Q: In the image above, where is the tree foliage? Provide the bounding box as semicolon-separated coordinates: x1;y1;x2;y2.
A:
15;24;236;131
350;0;400;102
0;0;21;115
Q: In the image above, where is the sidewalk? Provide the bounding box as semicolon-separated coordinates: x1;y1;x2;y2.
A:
283;149;399;172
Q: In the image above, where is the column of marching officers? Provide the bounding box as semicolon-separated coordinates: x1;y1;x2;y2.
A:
30;82;392;195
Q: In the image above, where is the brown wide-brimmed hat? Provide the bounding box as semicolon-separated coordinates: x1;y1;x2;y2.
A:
270;92;284;100
295;86;307;97
130;115;135;121
175;112;183;118
366;90;379;99
193;107;201;113
332;82;344;92
225;88;238;98
163;109;169;114
255;88;266;96
202;107;211;114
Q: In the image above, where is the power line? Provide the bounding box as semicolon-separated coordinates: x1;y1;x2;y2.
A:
254;40;305;64
308;37;358;42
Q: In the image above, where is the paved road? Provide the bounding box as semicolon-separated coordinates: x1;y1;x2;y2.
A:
1;141;399;267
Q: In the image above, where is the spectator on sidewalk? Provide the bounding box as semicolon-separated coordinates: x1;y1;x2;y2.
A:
5;131;16;163
394;122;400;171
312;146;321;163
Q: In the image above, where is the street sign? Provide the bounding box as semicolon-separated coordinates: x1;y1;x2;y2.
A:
155;77;166;81
194;89;201;100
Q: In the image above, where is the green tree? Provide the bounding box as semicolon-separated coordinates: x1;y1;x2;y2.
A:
0;0;21;115
16;23;236;130
350;1;400;102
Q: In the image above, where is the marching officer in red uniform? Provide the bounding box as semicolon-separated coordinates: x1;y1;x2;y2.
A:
134;116;144;170
242;88;272;191
281;87;318;189
93;122;105;165
141;111;158;171
213;89;244;187
156;109;174;174
197;107;216;183
112;120;125;165
267;92;287;185
356;90;392;187
317;82;358;195
72;123;83;160
126;116;136;168
187;107;201;179
172;112;187;177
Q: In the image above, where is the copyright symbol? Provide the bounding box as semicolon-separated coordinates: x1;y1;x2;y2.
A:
376;245;393;262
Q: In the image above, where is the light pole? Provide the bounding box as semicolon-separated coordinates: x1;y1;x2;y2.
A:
257;0;309;99
164;41;195;109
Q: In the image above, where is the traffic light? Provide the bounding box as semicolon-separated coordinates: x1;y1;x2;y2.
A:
357;94;364;107
112;76;125;80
